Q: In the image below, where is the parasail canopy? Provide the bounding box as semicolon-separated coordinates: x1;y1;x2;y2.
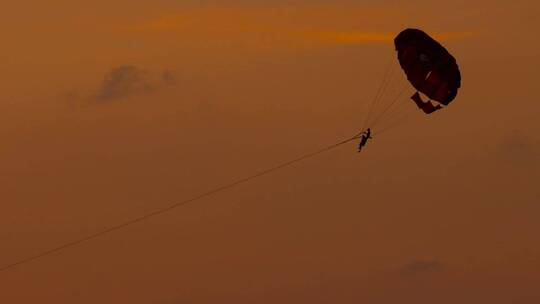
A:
394;28;461;107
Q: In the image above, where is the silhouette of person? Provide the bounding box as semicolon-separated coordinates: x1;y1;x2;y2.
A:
358;128;372;152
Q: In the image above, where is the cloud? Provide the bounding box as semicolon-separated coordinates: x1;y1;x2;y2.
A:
161;70;177;86
498;129;539;166
300;31;394;44
400;259;444;275
298;30;473;44
66;65;178;106
125;9;473;46
93;65;154;102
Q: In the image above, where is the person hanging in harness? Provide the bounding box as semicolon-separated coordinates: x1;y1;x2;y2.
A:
357;128;372;152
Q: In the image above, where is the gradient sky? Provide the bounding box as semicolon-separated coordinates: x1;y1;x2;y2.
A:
1;1;539;303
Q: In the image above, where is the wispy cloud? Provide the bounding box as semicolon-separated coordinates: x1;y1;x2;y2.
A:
297;30;472;44
93;65;154;102
400;259;444;275
498;129;539;167
67;65;177;107
125;8;473;46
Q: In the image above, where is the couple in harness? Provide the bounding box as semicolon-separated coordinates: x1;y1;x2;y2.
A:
357;91;443;152
357;128;372;152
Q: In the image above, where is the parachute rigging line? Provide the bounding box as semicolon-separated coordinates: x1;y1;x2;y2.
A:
373;115;410;136
0;134;360;273
375;103;414;133
373;110;415;136
379;93;412;123
360;54;395;133
370;61;398;124
369;83;408;128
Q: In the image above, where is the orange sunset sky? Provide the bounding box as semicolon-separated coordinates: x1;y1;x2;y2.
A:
1;1;539;303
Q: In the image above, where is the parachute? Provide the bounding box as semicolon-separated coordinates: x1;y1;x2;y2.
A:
359;28;463;138
394;28;461;113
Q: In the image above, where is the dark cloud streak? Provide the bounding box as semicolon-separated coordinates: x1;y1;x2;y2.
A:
161;70;177;86
400;259;444;275
66;65;179;106
93;65;154;102
498;129;539;167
